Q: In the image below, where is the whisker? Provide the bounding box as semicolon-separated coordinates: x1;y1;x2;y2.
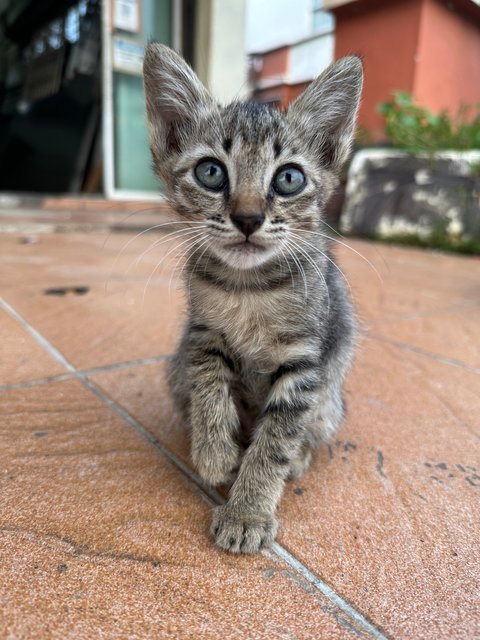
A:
128;226;207;274
320;220;391;276
289;231;353;298
285;242;308;300
288;237;330;312
168;242;193;297
111;219;207;260
278;245;295;289
107;228;206;299
168;235;209;298
154;230;209;300
319;218;344;239
105;220;209;296
187;238;213;294
294;228;384;285
102;205;168;251
141;232;207;307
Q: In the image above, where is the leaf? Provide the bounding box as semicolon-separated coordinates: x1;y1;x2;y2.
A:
377;91;480;153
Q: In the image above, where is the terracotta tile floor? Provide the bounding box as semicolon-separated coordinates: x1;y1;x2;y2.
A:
1;225;479;639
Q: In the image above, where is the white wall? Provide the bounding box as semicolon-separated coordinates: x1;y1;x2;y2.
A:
288;33;335;83
196;0;248;103
246;0;313;53
209;0;248;101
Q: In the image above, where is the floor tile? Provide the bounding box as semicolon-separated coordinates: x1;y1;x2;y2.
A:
367;306;480;369
335;239;480;367
277;338;480;639
2;281;184;370
1;529;365;640
0;379;365;639
336;240;480;325
92;342;480;638
91;361;190;464
1;233;186;369
0;308;65;387
0;230;196;288
2;230;479;638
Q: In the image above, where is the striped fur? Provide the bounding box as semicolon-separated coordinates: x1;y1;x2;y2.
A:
143;44;363;553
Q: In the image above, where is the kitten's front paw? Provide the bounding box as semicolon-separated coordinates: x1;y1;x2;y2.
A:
192;443;241;487
211;504;278;554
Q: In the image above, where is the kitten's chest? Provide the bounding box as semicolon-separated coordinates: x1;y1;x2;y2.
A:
193;285;293;369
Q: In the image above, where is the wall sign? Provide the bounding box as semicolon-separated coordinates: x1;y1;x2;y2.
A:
112;0;141;33
112;36;144;75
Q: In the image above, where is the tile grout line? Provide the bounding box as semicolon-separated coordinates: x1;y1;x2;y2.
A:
271;544;389;640
367;333;480;374
83;355;170;375
362;299;480;325
0;296;388;640
0;373;75;392
0;355;171;393
0;297;221;500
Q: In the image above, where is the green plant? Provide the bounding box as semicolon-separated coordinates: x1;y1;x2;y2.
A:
378;92;480;154
373;232;480;256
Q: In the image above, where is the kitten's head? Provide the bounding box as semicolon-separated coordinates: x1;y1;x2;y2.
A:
143;44;362;270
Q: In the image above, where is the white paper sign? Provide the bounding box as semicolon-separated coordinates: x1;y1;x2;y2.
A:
113;0;140;33
112;36;144;75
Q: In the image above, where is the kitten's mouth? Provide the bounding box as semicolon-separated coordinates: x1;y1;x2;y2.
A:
224;240;266;254
216;238;276;269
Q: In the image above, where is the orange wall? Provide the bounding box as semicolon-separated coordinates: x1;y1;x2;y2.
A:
252;81;310;110
283;82;311;108
415;0;480;115
333;0;480;140
261;47;289;78
334;0;423;140
251;47;307;109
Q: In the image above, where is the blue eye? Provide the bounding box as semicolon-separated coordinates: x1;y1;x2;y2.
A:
273;166;306;196
194;160;227;191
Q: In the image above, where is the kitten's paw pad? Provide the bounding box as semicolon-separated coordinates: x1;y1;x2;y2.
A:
211;506;278;554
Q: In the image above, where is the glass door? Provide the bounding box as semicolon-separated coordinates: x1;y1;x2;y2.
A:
102;0;179;198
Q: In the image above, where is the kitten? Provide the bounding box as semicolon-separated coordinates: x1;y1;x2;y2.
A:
143;44;363;554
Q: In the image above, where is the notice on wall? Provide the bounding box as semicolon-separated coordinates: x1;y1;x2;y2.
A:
113;0;141;33
112;36;144;75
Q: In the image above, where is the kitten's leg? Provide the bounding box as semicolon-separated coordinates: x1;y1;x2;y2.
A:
287;442;312;481
287;386;346;481
186;329;242;486
212;357;327;553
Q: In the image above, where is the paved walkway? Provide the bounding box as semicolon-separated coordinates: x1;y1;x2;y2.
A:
1;226;478;639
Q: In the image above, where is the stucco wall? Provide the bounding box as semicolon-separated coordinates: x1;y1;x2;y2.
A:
415;0;480;115
333;0;423;140
333;0;480;141
261;47;289;79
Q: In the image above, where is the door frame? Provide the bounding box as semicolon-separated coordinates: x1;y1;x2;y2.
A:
101;0;182;200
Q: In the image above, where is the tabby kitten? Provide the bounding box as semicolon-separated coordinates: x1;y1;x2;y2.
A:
143;44;363;554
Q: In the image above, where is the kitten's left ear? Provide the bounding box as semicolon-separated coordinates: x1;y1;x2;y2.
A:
288;56;363;172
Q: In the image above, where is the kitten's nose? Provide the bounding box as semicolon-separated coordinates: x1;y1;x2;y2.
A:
231;212;265;239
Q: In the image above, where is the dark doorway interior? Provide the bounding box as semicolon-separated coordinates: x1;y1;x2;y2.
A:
0;0;102;193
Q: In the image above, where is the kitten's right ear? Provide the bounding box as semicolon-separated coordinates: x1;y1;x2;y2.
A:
143;43;216;167
288;56;363;173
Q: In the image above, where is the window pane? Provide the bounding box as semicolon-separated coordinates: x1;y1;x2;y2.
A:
313;10;335;33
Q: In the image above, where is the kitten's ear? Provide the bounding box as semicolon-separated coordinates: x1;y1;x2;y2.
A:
288;56;363;172
143;43;217;166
